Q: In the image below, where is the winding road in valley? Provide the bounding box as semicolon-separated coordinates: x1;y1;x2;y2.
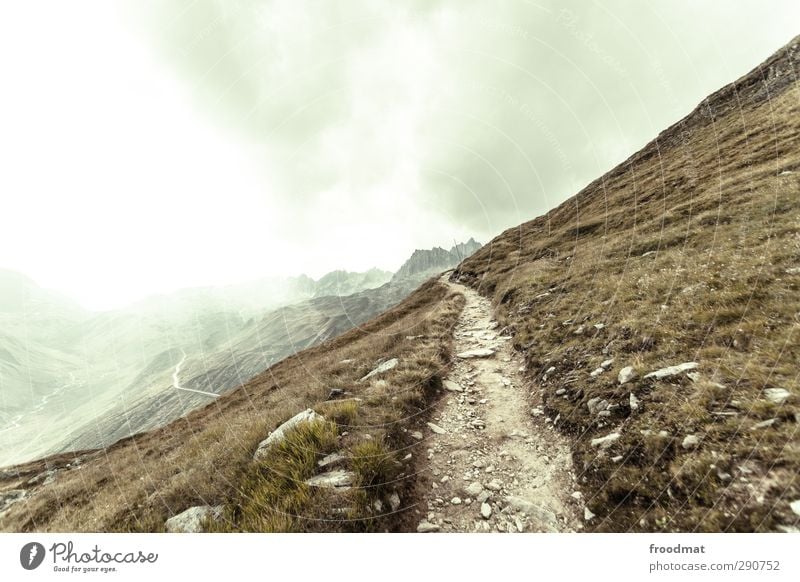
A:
172;351;219;398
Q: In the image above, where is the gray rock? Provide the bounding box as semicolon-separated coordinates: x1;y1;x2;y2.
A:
589;367;605;378
359;358;399;382
587;398;609;415
165;505;223;533
389;492;401;511
465;482;484;497
318;452;347;469
584;507;596;521
764;388;791;405
0;489;28;515
644;362;698;380
480;502;492;519
410;431;424;441
590;432;621;449
629;393;640;411
444;380;463;392
601;358;614;369
503;496;558;529
751;418;778;430
254;409;325;460
790;499;800;517
477;490;492;504
682;435;699;449
485;479;503;492
417;521;440;533
427;422;447;435
451;497;462;505
305;470;355;489
618;366;638;385
456;348;495;359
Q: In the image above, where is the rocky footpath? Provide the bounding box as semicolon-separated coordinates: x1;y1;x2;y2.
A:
415;279;581;533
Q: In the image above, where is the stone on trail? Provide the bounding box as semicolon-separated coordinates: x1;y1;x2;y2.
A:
427;422;447;435
456;348;495;359
417;521;440;533
444;380;463;392
480;502;492;519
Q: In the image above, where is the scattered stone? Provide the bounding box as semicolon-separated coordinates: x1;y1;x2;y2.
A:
589;367;604;378
427;422;447;435
764;388;791;405
305;470;355;489
451;497;462;505
571;491;583;500
601;358;614;369
587;398;609;415
444;380;463;392
555;388;566;395
618;366;638;385
254;409;325;460
359;358;399;382
477;490;492;504
629;393;640;411
327;388;346;400
644;362;698;380
574;325;585;335
584;507;596;521
410;431;424;441
751;418;778;430
0;489;27;515
457;348;495;359
485;479;503;492
790;500;800;517
480;502;492;519
465;482;484;497
611;455;623;462
545;366;556;375
417;521;440;533
503;496;558;529
389;492;401;511
318;452;347;468
594;323;606;330
682;435;699;449
165;505;223;533
591;432;621;449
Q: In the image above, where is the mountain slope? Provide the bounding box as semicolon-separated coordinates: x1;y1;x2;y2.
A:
453;35;800;532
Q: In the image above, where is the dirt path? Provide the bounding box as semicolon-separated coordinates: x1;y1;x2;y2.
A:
415;279;582;533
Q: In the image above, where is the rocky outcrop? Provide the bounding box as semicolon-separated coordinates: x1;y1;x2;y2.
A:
165;505;223;533
392;239;481;282
253;409;325;461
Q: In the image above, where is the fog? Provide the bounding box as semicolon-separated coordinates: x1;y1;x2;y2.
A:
1;0;797;309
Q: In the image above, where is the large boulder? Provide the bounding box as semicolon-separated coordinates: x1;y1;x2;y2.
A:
305;470;355;489
165;505;223;533
254;409;325;461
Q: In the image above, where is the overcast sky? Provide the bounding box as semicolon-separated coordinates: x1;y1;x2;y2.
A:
1;1;798;310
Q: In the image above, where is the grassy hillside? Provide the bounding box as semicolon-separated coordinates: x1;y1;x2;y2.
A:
0;280;463;532
453;36;800;532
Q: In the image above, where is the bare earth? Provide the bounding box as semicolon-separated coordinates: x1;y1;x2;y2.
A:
415;279;583;533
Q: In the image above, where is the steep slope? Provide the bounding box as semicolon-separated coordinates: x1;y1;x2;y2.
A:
0;280;464;532
453;36;800;532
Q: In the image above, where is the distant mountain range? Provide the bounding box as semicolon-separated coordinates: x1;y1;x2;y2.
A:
0;240;480;466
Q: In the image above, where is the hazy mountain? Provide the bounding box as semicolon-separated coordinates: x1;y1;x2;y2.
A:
0;242;476;465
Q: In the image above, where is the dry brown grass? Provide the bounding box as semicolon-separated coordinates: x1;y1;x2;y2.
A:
454;38;800;532
0;279;464;532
